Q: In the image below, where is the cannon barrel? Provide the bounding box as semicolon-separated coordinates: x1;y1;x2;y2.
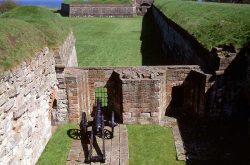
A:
95;98;102;133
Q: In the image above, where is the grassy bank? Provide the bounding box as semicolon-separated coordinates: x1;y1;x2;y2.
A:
127;125;185;165
154;0;250;49
64;0;131;4
37;124;77;165
0;6;70;72
68;17;142;66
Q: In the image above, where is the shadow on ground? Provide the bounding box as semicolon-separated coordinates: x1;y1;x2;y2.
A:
165;45;250;165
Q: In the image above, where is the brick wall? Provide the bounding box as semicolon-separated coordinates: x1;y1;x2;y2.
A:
122;79;162;124
64;69;90;123
164;67;206;117
65;66;206;124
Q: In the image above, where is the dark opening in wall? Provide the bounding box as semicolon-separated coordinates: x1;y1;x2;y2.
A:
51;99;57;126
95;87;108;107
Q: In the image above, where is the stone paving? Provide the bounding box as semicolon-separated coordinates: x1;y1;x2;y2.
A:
66;124;129;165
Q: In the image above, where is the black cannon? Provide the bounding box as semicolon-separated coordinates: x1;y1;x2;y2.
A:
80;97;116;163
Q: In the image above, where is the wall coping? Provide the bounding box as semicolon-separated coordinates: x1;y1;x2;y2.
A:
66;3;134;7
65;65;201;71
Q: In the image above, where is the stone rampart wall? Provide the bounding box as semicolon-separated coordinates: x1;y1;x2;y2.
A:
150;6;218;73
54;32;78;68
247;45;250;135
0;48;57;164
0;32;78;164
54;32;78;123
62;3;137;17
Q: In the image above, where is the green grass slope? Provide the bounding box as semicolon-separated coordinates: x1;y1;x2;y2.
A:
0;6;70;72
64;0;131;4
1;6;70;47
154;0;250;49
127;125;185;165
0;18;47;71
68;17;142;66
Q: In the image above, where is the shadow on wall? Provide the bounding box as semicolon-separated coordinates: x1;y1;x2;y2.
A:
141;6;220;73
165;44;250;164
106;72;123;123
140;8;170;66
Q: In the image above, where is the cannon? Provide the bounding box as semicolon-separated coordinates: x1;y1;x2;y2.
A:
80;97;116;163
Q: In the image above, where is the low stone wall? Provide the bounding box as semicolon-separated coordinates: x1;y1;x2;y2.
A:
62;3;137;17
0;48;57;164
64;65;205;124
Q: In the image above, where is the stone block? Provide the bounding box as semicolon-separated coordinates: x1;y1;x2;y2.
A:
131;112;140;117
140;112;150;118
123;117;138;124
1;99;14;113
0;93;8;106
151;112;159;117
0;82;7;95
123;112;132;119
139;117;159;124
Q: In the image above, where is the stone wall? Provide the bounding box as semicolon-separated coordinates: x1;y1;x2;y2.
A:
0;32;77;164
62;3;137;17
64;66;205;124
150;6;218;73
219;0;250;4
205;47;248;119
246;45;250;135
54;32;78;68
0;48;57;164
54;32;78;123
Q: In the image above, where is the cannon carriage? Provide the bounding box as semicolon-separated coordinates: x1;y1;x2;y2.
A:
80;97;117;163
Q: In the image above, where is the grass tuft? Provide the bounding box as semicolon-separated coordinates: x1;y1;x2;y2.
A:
154;0;250;49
